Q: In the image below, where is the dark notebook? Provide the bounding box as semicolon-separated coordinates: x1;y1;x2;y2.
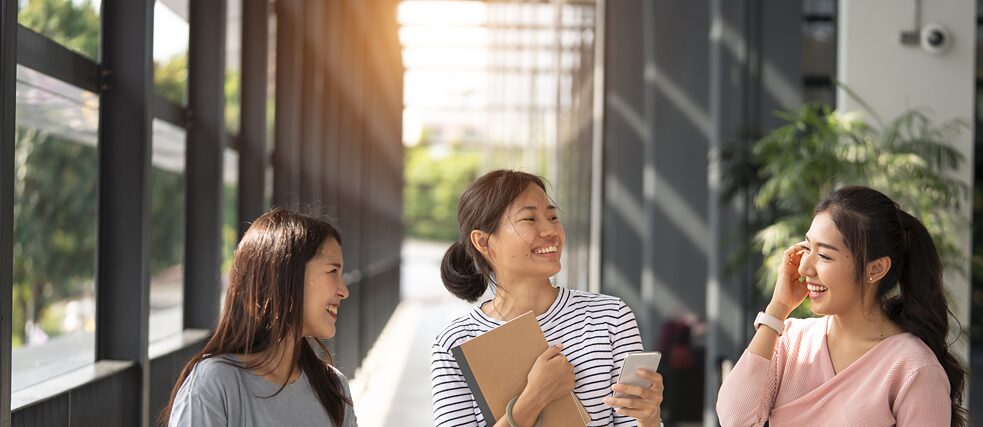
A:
450;311;589;426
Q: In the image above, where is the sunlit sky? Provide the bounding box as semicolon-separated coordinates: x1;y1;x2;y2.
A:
65;0;511;147
65;0;205;62
398;1;490;146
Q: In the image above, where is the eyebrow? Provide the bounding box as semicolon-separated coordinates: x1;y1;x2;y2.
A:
516;205;557;213
804;235;841;252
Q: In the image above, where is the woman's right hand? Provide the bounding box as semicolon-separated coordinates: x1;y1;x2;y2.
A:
498;345;574;426
525;345;575;405
768;242;808;320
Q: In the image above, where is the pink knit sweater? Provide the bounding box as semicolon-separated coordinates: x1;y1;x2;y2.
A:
716;317;951;426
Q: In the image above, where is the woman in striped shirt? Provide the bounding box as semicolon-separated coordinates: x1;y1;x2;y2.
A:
431;170;664;427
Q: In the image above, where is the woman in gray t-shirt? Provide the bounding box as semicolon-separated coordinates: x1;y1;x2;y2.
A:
160;209;358;426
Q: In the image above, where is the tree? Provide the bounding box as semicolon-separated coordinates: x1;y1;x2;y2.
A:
720;104;967;317
403;140;481;242
18;0;99;59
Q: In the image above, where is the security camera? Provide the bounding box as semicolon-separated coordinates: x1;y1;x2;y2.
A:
920;24;951;54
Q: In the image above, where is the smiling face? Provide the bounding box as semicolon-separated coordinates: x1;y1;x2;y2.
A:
798;212;868;316
301;238;349;339
482;184;565;281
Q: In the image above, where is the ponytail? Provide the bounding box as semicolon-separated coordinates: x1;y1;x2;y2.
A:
884;211;968;427
440;240;488;302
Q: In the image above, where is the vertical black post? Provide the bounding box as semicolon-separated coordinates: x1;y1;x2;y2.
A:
334;0;365;376
704;1;800;424
98;0;154;425
321;0;341;218
299;1;323;206
0;0;17;424
273;0;303;206
185;0;227;330
239;0;269;234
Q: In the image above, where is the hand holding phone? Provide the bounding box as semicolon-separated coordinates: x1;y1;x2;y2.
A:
614;351;662;398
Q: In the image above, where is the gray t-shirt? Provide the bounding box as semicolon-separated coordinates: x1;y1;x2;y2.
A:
168;355;358;427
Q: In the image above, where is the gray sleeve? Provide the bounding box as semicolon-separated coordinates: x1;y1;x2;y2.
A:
333;367;358;427
168;361;232;427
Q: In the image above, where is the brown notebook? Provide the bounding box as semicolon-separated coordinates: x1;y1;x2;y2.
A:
451;311;590;426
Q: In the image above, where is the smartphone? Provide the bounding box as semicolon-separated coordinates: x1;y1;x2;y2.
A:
614;351;662;398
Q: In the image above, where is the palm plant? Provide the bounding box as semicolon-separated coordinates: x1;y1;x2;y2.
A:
720;103;968;315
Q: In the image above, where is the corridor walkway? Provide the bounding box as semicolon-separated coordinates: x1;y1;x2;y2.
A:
350;239;469;427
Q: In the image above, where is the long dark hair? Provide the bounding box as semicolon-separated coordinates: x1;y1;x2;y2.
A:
440;170;549;302
158;208;351;425
815;185;967;426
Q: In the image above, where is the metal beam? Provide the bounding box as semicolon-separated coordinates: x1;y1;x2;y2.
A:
184;0;226;330
152;93;187;130
97;0;155;425
238;0;269;235
16;25;101;94
0;0;17;424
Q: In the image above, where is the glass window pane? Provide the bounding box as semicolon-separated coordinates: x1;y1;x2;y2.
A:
222;148;238;285
226;0;242;135
219;148;237;314
149;119;186;342
18;0;101;61
12;65;98;391
154;0;189;105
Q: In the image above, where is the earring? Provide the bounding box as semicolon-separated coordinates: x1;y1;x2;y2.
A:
868;277;873;282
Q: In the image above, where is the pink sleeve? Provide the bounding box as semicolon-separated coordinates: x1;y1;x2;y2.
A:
893;365;951;426
715;349;781;427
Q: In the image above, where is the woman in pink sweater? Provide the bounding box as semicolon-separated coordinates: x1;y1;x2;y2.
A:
717;186;967;426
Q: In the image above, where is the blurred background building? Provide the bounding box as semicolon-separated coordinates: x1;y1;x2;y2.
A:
1;0;980;426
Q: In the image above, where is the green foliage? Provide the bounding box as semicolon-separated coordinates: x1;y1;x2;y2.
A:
720;104;968;316
155;53;188;105
225;70;241;134
150;168;185;274
18;0;100;59
222;183;238;274
13;130;98;341
403;143;481;242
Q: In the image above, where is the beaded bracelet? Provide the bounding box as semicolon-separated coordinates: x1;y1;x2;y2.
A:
505;395;544;427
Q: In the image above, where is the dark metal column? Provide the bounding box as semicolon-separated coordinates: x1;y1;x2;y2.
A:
334;0;366;376
705;1;748;424
704;1;801;424
238;0;270;234
273;0;303;206
185;0;227;330
300;1;324;205
321;0;341;218
0;0;17;424
97;0;155;425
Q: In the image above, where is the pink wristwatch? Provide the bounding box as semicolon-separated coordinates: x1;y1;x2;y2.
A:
754;311;785;336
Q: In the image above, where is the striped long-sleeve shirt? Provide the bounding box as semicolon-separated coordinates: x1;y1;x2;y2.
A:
431;286;644;427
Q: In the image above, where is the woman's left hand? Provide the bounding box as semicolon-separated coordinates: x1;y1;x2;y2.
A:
602;369;663;426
